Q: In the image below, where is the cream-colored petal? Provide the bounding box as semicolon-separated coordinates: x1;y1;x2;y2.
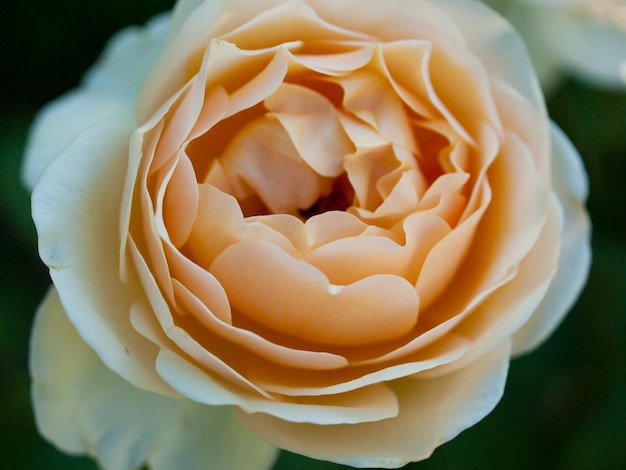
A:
156;349;400;425
23;14;170;191
210;239;420;346
241;341;511;468
22;91;133;191
512;123;591;354
84;14;169;101
30;289;277;470
32;123;173;396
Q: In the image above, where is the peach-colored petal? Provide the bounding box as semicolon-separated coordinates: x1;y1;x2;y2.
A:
187;184;302;269
128;236;277;399
170;279;349;370
423;195;562;377
161;153;199;247
290;45;374;76
308;0;464;44
379;40;438;119
248;333;469;396
156;349;400;425
304;212;450;285
433;0;546;115
304;211;371;250
265;83;353;177
241;340;511;468
209;240;420;346
334;68;416;151
219;115;332;213
164;242;232;324
491;78;551;182
221;0;374;49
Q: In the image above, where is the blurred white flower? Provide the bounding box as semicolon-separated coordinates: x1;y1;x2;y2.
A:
485;0;626;91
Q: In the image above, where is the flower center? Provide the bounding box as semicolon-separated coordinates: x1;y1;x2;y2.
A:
298;172;355;219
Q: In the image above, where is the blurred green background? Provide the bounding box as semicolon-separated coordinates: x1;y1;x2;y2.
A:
1;1;625;469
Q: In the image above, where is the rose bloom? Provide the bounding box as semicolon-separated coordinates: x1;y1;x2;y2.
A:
484;0;626;91
24;0;591;468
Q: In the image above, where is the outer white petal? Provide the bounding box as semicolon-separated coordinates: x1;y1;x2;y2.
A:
22;14;169;191
32;123;173;396
512;123;591;354
31;288;278;470
241;341;511;468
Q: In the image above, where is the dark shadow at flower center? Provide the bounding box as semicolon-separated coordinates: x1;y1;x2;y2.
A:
298;172;354;219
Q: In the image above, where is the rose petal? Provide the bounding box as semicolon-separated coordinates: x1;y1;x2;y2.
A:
305;212;450;285
265;82;353;177
221;0;373;49
171;278;349;370
161;153;199;247
156;349;400;425
187;184;302;268
22;91;134;191
220;116;331;213
512;123;591;354
248;333;469;396
422;194;562;377
241;340;511;468
210;240;420;346
434;0;546;116
32;123;173;396
30;289;278;470
23;15;169;191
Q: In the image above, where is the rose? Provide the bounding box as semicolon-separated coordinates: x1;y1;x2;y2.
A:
24;0;590;468
483;0;626;91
